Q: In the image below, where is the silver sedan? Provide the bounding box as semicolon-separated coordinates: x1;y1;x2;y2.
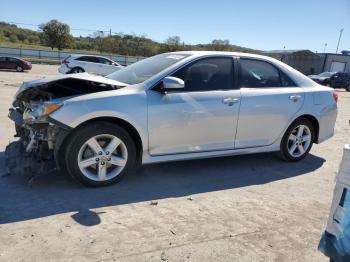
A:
9;51;337;187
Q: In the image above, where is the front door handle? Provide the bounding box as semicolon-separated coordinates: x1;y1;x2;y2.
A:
289;95;301;102
222;97;239;106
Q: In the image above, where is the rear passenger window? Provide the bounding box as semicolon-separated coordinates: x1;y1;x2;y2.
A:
77;56;99;63
239;59;296;88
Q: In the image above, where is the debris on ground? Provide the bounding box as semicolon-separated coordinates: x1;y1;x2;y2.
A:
5;141;56;186
160;251;168;261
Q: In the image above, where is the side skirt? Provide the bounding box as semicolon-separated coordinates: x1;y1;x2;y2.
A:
141;143;280;165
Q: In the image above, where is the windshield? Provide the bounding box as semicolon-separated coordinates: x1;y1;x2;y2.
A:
107;53;191;85
318;72;334;77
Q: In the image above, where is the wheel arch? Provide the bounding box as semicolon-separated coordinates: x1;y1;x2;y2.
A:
70;66;85;73
292;114;320;143
56;116;144;168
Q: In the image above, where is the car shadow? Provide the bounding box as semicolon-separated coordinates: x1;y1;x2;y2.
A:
0;151;325;225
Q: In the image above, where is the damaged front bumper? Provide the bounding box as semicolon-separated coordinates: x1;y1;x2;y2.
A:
6;105;70;181
5;72;125;181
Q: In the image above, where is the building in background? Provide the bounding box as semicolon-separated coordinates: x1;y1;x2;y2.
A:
263;50;322;75
319;53;350;73
263;49;350;75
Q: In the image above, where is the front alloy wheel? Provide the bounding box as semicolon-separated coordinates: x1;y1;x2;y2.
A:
78;134;128;182
64;122;136;187
280;118;314;161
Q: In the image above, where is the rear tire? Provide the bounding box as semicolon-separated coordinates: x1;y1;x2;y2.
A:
71;67;84;73
63;122;136;187
279;118;314;162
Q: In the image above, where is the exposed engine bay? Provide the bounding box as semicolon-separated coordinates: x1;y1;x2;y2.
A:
5;73;125;182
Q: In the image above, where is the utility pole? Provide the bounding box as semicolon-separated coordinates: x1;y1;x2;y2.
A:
109;28;112;37
323;43;327;53
336;28;344;54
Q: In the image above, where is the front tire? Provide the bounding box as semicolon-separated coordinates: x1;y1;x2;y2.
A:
16;65;23;72
64;122;136;187
279;118;314;161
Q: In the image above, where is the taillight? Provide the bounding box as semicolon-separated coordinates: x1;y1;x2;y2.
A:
62;59;69;64
332;92;338;103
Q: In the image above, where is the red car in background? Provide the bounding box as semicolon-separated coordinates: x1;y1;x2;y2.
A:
0;56;32;72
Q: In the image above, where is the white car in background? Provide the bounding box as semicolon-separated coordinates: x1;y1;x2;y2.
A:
58;54;123;76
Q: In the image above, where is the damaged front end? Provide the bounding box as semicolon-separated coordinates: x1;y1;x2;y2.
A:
5;73;125;182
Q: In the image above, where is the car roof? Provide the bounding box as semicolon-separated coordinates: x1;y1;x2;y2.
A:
0;56;23;60
71;54;112;59
167;50;271;59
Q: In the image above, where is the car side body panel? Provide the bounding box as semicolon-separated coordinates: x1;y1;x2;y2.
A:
147;89;241;155
49;52;337;165
235;87;305;148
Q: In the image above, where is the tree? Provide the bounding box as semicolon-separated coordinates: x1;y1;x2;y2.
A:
39;20;73;50
211;39;230;46
91;31;106;53
165;36;181;46
210;39;230;51
163;36;182;52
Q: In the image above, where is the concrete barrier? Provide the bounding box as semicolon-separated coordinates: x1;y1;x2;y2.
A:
0;46;144;66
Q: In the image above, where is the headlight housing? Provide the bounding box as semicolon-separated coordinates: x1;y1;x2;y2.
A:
23;102;62;122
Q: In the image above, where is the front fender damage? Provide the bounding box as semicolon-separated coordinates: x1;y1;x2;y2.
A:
6;73;124;184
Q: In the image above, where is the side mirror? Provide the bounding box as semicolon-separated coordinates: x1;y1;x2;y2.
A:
162;76;185;90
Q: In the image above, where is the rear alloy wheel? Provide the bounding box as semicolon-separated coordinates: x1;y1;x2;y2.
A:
64;122;136;187
71;67;84;73
16;65;23;72
280;118;314;161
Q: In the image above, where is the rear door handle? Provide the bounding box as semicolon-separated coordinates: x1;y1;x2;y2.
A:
289;95;301;102
222;97;239;106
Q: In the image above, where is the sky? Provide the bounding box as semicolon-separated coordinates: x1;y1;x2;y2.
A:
1;0;349;53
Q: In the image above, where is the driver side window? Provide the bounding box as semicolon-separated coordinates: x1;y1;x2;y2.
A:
171;57;234;92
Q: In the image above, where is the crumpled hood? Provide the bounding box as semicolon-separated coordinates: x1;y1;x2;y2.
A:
15;72;126;98
14;72;128;103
